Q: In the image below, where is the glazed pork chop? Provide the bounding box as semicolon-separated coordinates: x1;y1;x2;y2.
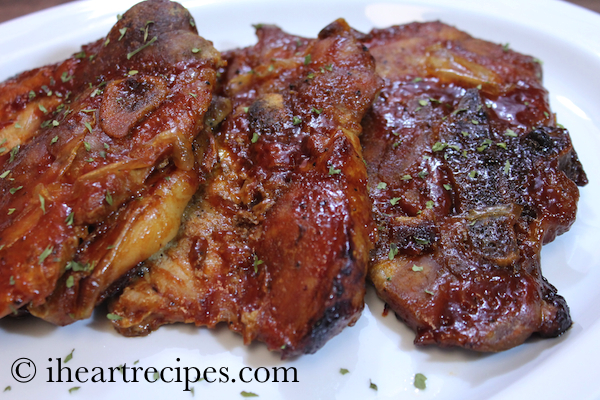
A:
360;22;587;351
0;0;585;357
109;20;381;357
0;0;222;323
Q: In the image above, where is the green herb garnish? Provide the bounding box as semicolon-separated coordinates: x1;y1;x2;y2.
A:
39;194;46;213
39;246;54;264
127;36;157;60
388;243;398;260
60;72;73;83
9;145;20;162
64;349;75;363
65;212;74;226
328;165;341;175
414;373;427;390
253;255;264;273
431;142;447;152
414;237;430;245
105;191;113;206
504;160;511;175
107;313;123;321
477;138;493;152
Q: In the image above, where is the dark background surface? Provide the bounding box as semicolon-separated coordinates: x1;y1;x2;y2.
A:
0;0;598;23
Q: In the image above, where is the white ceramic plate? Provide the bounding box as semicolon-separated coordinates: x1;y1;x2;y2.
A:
1;1;599;399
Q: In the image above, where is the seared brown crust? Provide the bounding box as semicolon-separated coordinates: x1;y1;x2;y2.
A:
0;0;222;321
361;21;586;351
109;19;381;357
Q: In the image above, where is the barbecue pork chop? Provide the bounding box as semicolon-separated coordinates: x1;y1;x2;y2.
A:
360;22;587;351
0;0;222;322
109;20;381;357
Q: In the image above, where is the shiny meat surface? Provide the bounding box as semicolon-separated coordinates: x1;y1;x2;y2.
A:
0;0;222;322
109;20;381;357
360;22;587;351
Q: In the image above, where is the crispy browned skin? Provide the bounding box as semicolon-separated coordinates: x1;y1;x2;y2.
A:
109;20;381;357
360;22;587;351
0;0;222;322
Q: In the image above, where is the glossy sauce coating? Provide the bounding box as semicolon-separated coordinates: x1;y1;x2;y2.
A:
0;0;222;321
110;19;381;357
360;22;587;351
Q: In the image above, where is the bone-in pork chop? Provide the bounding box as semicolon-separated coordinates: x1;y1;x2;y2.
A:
360;22;587;351
109;20;381;357
0;0;222;323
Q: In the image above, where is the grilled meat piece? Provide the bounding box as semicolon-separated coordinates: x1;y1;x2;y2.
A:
360;22;587;351
109;20;381;357
0;0;222;322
